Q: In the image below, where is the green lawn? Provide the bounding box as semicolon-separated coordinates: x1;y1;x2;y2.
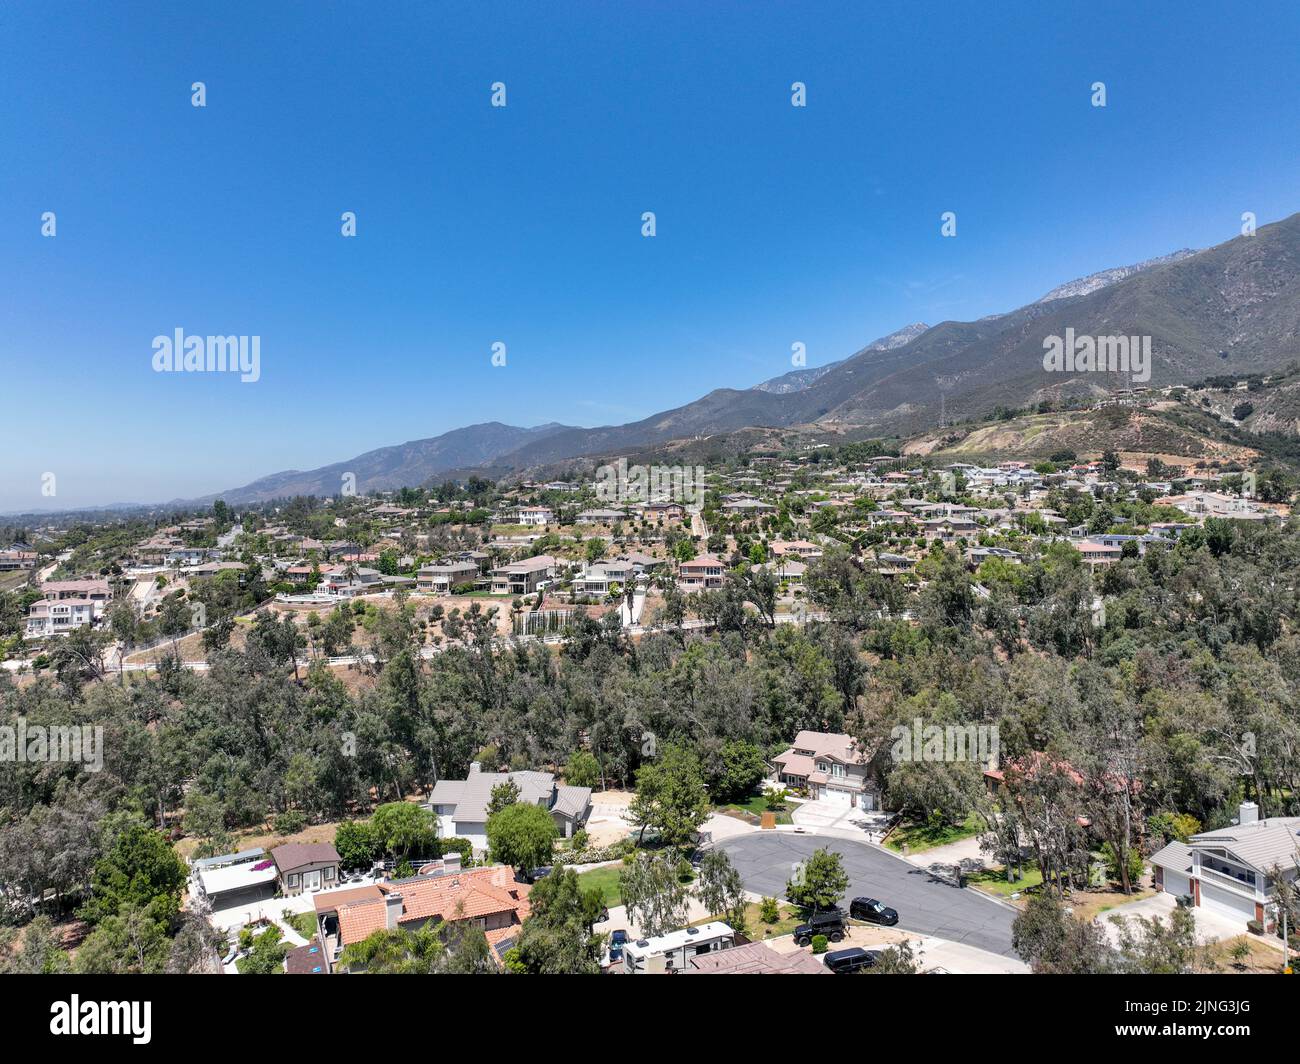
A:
966;865;1043;898
884;812;985;853
577;865;624;907
717;793;794;825
284;911;320;940
692;900;802;939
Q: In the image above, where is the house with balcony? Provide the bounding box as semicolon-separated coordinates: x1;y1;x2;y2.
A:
25;598;97;637
1150;802;1300;928
678;555;726;593
573;558;636;596
416;560;480;594
490;554;557;596
769;730;880;810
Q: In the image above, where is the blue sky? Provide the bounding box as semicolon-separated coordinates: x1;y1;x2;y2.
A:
2;0;1299;511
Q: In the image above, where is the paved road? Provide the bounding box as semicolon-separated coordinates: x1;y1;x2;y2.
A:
717;832;1020;959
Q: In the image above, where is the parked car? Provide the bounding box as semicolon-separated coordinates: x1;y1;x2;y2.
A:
849;897;899;925
608;928;628;963
824;946;880;974
794;908;846;946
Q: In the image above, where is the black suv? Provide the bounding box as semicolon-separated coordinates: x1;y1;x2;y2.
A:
793;908;846;946
824;946;880;974
849;897;899;925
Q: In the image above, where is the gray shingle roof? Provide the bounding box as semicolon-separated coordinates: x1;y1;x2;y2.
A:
1189;817;1300;871
428;769;591;826
1148;840;1192;874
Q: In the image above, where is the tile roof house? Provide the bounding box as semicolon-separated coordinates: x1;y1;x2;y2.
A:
425;763;592;853
1150;801;1300;928
770;730;880;810
312;865;532;971
678;555;726;592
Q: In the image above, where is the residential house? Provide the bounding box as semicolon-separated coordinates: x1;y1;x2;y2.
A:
573;558;636;596
271;842;341;896
0;550;37;571
769;730;880;809
678;555;726;592
314;864;532;970
683;939;829;974
490;554;557;596
1150;803;1299;928
425;763;592;853
417;560;480;594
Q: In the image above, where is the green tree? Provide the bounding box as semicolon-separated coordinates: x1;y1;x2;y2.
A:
371;802;439;859
627;743;710;847
73;903;172;974
340;923;446;973
485;802;557;873
506;867;604;974
238;925;289;975
335;820;381;870
564;749;601;789
80;824;187;926
696;849;747;932
487;778;521;818
784;847;849;912
620;852;689;938
708;739;766;803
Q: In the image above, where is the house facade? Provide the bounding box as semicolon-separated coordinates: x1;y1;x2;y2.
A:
271;842;341;896
678;556;725;592
490;555;556;596
1150;802;1299;927
770;730;879;809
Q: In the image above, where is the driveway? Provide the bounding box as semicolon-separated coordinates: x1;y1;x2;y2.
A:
1096;891;1262;948
717;832;1020;958
791;798;891;837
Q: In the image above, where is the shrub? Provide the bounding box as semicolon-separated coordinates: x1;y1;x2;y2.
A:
1246;919;1264;935
811;934;828;954
759;896;781;924
275;810;307;835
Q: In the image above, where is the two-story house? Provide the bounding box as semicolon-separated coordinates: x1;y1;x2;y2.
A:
678;555;725;593
769;730;880;810
1150;802;1300;928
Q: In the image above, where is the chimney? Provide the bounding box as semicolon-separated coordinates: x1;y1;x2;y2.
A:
442;852;461;875
468;761;481;775
384;892;403;930
1239;800;1259;825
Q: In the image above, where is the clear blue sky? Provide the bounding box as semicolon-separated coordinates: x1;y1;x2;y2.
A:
3;0;1299;511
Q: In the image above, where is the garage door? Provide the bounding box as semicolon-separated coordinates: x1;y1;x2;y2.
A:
1162;870;1189;898
1199;881;1255;923
823;787;854;806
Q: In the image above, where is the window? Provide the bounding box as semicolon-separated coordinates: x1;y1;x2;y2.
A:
287;874;299;887
324;867;335;881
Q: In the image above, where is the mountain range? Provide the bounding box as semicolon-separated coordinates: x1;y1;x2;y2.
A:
204;213;1300;504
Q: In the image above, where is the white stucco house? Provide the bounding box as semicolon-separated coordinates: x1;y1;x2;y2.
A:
1150;802;1300;928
